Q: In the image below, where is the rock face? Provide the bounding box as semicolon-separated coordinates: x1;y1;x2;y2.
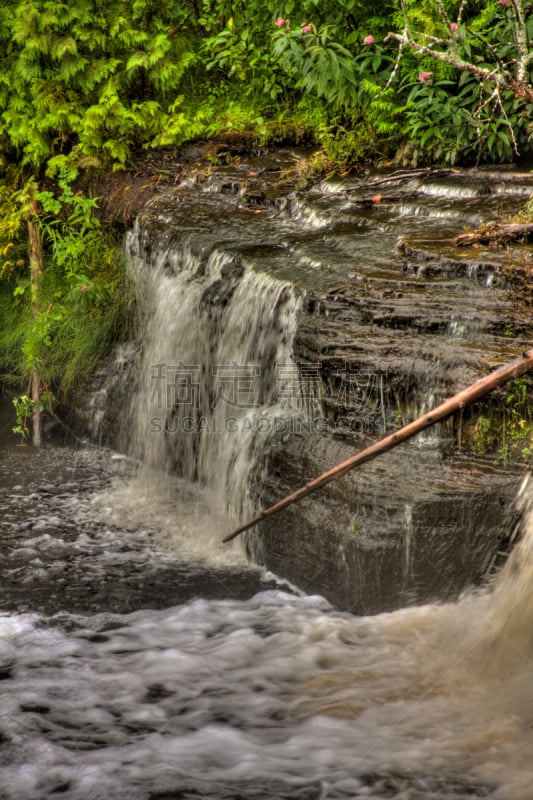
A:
82;148;532;613
248;436;523;614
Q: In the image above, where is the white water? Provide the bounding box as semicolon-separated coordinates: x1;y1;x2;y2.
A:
2;168;532;799
90;466;248;568
0;474;531;799
125;222;305;524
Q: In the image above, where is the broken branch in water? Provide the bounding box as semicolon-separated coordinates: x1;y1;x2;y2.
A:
358;167;456;191
222;348;533;544
455;222;533;247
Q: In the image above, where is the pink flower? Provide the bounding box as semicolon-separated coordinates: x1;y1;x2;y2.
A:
363;35;375;45
499;0;510;5
450;22;458;31
418;71;433;84
275;17;285;27
301;23;312;34
80;285;89;293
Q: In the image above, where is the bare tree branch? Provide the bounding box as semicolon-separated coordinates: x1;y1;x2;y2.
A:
386;0;533;106
457;0;467;27
222;349;533;544
511;0;529;82
433;0;452;29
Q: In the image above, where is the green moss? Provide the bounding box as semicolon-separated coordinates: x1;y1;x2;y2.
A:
463;377;533;465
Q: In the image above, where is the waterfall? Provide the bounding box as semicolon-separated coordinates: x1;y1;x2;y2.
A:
123;219;307;522
82;166;529;608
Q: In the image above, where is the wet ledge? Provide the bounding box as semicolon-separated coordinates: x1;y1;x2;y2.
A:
80;151;532;613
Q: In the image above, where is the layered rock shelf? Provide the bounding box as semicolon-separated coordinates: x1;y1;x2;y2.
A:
83;146;532;612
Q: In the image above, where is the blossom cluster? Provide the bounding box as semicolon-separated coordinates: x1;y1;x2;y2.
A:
418;71;433;84
275;18;312;34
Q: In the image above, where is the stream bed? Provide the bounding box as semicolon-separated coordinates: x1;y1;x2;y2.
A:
1;402;533;800
1;155;533;799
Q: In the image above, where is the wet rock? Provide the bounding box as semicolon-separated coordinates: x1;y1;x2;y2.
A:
247;436;523;613
73;156;532;612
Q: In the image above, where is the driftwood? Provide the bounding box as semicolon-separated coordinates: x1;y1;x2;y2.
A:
222;348;533;544
455;223;533;247
359;168;456;191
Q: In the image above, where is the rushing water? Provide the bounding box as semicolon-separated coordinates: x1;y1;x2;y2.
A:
124;222;305;521
1;418;533;799
1;162;533;799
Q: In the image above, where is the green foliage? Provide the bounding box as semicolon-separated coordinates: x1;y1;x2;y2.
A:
37;163;112;309
202;23;287;102
0;184;29;279
273;24;355;109
271;24;395;112
0;281;28;382
400;66;533;165
469;378;533;465
0;0;531;173
393;2;533;165
1;0;528;174
43;270;131;393
12;389;54;441
0;0;199;170
0;163;131;399
3;234;131;397
35;172;132;392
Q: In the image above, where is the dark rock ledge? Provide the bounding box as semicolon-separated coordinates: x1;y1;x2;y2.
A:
80;145;532;613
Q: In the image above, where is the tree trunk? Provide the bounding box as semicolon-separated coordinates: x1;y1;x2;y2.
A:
223;348;533;543
27;200;44;448
30;368;42;448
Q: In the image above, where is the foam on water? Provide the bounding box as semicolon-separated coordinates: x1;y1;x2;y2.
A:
1;476;533;799
89;468;246;567
0;442;275;616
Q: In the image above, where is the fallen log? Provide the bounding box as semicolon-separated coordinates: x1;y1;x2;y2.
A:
222;348;533;544
455;222;533;247
359;167;456;191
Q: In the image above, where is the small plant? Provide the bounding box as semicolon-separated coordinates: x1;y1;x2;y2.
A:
13;389;54;442
472;414;493;455
468;378;533;464
388;0;533;164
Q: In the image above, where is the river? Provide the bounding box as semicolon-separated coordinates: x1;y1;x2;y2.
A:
1;158;533;799
1;415;533;798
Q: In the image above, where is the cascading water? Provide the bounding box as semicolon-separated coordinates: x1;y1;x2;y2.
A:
124;222;299;514
463;474;533;677
125;220;304;521
85;209;322;567
1;161;532;799
0;453;532;799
